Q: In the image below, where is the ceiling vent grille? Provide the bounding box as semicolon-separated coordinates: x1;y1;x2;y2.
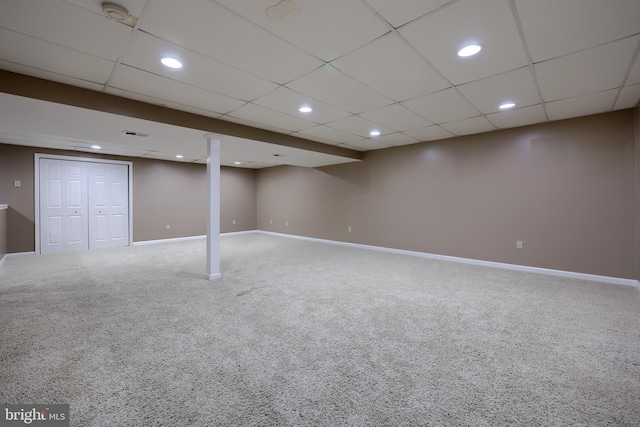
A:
122;130;149;137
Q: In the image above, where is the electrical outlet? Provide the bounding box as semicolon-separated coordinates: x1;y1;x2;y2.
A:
285;221;288;226
348;226;352;232
166;224;170;230
516;240;523;249
14;180;21;188
232;220;236;225
270;220;273;225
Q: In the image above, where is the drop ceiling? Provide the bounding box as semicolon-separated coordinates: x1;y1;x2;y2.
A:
0;0;639;167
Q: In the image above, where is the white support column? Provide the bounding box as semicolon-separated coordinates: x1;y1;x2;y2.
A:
205;135;222;280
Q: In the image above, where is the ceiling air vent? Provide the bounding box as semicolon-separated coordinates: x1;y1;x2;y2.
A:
122;130;149;137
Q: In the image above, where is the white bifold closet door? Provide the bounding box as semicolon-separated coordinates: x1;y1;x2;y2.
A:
88;163;129;249
40;158;129;254
40;158;88;254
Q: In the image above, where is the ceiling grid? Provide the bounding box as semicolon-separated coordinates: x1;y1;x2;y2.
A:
0;0;639;167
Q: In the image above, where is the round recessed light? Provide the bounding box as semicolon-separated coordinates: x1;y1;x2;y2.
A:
499;102;516;110
175;154;184;159
458;44;481;57
298;106;312;113
161;57;182;69
91;145;102;150
369;130;381;137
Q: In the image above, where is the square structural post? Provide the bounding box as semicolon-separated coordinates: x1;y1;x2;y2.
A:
205;135;221;280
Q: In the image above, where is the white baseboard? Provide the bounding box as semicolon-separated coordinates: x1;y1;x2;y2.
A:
0;251;36;268
132;230;257;246
5;251;36;257
133;235;206;246
221;230;260;237
258;231;640;288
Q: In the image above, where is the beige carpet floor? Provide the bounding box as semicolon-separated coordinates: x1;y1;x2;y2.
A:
1;232;639;426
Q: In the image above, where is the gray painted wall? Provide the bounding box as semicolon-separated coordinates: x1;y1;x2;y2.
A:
0;208;6;260
0;144;257;252
257;110;637;279
636;105;640;280
1;108;638;280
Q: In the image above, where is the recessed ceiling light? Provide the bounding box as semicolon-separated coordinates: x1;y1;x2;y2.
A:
499;102;516;110
369;130;381;137
458;44;481;57
161;57;182;69
298;106;312;113
175;154;184;159
234;161;242;165
91;145;102;150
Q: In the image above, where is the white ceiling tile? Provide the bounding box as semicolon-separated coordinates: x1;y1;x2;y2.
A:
627;52;640;86
374;132;421;146
109;65;245;115
364;0;453;28
0;0;131;61
0;28;115;84
0;93;358;168
296;125;362;144
402;88;479;123
226;103;316;132
122;32;277;102
457;67;540;114
486;104;547;129
286;65;394;113
326;115;393;139
0;92;207;156
64;0;147;18
545;90;618;121
252;87;350;124
0;60;105;92
139;0;322;84
343;139;390;151
403;126;454;142
332;33;449;102
535;37;639;102
614;85;640;110
516;0;640;62
439;116;496;136
360;104;432;131
106;87;224;119
216;0;389;62
0;132;78;151
79;144;153;158
3;0;638;157
399;0;528;85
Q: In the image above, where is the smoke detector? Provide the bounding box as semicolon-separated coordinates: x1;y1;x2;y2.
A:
102;3;138;26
